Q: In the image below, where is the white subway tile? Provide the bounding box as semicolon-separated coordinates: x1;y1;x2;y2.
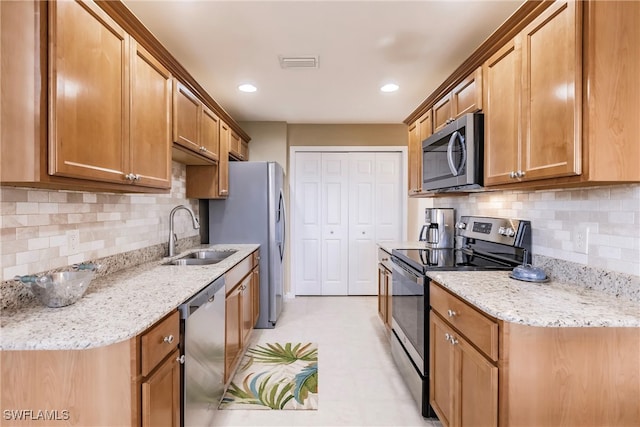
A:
83;193;97;203
3;264;29;280
27;237;50;251
16;202;39;214
27;191;49;203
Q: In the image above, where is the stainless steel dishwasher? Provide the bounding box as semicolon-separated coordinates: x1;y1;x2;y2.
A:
178;276;225;427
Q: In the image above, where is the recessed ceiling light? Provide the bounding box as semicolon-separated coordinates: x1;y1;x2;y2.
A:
380;83;399;93
238;84;257;93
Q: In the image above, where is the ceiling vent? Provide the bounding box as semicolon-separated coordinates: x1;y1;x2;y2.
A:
279;55;319;69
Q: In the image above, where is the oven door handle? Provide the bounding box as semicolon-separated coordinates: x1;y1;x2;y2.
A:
391;259;425;285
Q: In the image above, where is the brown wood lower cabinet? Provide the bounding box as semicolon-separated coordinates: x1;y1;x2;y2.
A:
377;248;393;330
224;249;260;384
430;311;497;427
429;281;640;427
0;310;181;426
142;348;181;427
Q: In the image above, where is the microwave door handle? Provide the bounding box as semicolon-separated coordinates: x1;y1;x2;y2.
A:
446;131;459;176
446;131;467;177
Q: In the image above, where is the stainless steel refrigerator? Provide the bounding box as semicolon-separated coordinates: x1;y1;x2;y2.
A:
208;161;285;328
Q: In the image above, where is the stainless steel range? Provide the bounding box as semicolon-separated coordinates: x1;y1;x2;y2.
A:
390;215;531;418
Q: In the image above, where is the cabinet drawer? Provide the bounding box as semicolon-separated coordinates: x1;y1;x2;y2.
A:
226;253;253;294
430;282;498;361
140;310;180;377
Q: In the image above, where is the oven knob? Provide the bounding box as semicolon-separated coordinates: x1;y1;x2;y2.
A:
505;228;515;237
455;222;466;230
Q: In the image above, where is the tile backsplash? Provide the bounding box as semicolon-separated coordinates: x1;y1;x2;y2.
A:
0;162;200;281
431;184;640;276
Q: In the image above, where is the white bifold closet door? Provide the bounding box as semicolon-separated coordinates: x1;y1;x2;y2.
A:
294;151;402;296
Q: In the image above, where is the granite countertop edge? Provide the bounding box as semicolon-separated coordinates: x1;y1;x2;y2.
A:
427;270;640;328
0;244;259;351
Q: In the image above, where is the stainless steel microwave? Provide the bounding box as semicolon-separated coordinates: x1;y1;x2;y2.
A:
422;113;484;192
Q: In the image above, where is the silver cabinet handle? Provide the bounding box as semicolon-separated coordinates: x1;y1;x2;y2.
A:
450;336;459;345
176;354;185;364
516;170;526;178
134;174;141;181
447;309;457;317
445;333;451;341
125;173;135;181
163;335;174;344
509;171;516;179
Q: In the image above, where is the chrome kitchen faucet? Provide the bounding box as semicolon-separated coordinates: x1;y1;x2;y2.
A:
168;205;200;257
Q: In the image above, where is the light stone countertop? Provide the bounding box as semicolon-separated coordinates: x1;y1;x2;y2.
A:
427;270;640;328
0;244;259;351
378;241;429;253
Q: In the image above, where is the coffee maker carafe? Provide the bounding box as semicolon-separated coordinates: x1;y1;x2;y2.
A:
419;208;455;249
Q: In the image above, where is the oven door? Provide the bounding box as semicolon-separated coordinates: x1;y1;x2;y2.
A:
391;256;426;374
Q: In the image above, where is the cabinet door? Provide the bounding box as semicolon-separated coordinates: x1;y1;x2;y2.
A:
229;129;242;158
224;287;242;383
483;39;521;186
407;121;421;195
142;349;180;427
241;275;253;346
520;0;581;181
457;335;498;427
173;81;201;153
452;67;482;117
377;265;386;322
200;106;220;162
251;267;260;327
240;139;249;161
218;121;230;197
430;312;454;427
433;94;452;132
49;0;129;183
130;42;172;189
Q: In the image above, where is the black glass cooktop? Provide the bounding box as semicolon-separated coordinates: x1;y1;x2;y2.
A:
392;247;518;274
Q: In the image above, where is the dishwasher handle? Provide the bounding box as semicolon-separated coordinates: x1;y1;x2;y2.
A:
178;276;225;319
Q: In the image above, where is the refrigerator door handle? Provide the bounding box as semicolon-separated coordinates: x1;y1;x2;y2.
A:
278;189;286;261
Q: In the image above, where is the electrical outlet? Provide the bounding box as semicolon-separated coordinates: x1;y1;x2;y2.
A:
67;229;80;254
573;227;589;254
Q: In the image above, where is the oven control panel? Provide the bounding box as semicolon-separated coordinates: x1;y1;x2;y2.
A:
456;216;530;247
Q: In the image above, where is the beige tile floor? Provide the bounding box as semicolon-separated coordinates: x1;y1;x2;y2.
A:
214;296;442;427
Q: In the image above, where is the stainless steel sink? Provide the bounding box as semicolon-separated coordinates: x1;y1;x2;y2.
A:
164;250;237;266
187;250;237;261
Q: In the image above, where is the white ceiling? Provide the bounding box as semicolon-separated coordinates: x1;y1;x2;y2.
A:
123;0;524;124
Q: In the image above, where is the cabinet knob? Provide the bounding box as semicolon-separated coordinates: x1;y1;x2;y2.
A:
445;333;451;341
163;335;174;344
124;173;134;181
515;170;526;178
450;337;459;345
176;354;185;364
134;174;141;181
220;189;228;195
509;171;516;179
447;309;457;317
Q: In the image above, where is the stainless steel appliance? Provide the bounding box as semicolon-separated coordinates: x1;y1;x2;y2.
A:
418;208;455;249
390;216;531;418
179;276;226;427
209;161;285;328
422;113;483;192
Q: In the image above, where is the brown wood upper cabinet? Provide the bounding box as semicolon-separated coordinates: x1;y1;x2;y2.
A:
407;110;432;195
484;0;581;186
433;67;483;132
50;0;172;189
173;81;219;164
229;130;249;161
2;0;171;192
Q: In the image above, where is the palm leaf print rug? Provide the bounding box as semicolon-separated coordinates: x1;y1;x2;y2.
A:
219;342;318;410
